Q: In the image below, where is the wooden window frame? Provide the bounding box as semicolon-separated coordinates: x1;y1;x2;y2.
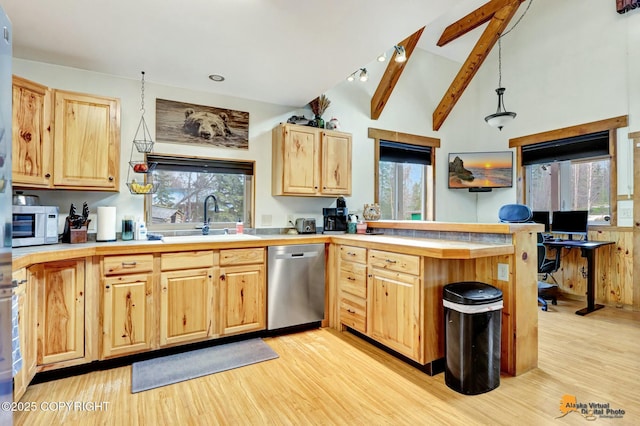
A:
368;128;440;221
509;115;628;226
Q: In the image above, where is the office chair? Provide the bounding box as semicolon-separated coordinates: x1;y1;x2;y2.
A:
537;233;560;311
498;204;558;310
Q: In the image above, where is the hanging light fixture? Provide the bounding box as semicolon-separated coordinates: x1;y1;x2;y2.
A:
484;38;516;131
484;0;534;130
393;45;407;63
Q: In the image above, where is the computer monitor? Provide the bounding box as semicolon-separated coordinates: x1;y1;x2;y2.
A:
531;211;550;232
551;210;589;240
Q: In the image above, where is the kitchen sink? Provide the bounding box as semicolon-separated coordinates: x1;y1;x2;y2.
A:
161;234;261;243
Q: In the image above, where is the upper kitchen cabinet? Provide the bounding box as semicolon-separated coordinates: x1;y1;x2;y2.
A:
52;90;120;190
12;76;53;187
272;123;352;197
12;75;121;190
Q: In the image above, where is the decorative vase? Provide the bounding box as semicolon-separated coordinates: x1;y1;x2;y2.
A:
315;115;325;129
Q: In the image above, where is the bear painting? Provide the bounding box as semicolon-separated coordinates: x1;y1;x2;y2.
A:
156;99;249;149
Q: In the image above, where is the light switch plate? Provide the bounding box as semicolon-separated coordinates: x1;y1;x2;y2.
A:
497;263;509;281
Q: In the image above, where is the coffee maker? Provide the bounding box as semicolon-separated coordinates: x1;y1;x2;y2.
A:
323;197;348;234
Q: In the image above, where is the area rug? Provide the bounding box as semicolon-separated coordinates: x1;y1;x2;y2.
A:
131;338;278;393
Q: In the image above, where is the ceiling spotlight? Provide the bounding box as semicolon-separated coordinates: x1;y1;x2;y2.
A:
377;52;386;62
208;74;225;82
359;68;368;82
346;72;356;82
394;45;407;63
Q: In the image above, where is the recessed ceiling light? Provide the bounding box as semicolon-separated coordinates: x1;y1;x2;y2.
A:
208;74;225;82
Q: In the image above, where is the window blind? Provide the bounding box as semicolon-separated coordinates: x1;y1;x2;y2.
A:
379;140;432;165
147;154;254;175
521;131;609;165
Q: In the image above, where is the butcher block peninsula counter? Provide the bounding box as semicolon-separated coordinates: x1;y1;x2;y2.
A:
11;220;540;401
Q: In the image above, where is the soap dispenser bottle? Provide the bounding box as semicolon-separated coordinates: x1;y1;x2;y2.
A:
135;217;147;240
235;218;243;234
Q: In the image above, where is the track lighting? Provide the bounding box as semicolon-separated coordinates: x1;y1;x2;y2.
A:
377;52;386;62
347;73;355;82
394;45;406;63
359;68;368;82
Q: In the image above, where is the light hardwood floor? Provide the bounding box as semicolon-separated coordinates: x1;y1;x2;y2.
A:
15;299;640;425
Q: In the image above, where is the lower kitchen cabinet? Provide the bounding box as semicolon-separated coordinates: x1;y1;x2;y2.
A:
13;268;37;402
219;248;266;336
160;267;215;346
338;245;368;333
368;267;421;361
31;259;86;366
102;273;154;358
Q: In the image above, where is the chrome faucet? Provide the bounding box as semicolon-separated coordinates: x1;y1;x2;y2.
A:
202;194;220;235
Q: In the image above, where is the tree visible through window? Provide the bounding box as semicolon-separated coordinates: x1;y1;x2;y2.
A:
146;154;253;230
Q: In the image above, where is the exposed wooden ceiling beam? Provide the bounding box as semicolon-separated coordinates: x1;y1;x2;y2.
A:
370;27;425;120
432;0;523;131
438;0;518;46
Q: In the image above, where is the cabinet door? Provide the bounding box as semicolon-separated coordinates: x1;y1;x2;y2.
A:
13;283;27;401
160;268;214;346
102;274;153;358
281;125;319;194
52;90;120;190
35;260;85;365
321;130;352;195
12;76;52;187
219;264;266;335
368;268;421;361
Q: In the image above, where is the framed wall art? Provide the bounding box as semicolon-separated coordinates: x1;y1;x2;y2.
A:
156;98;249;149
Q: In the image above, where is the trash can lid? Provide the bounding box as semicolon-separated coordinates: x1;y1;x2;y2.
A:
443;281;503;305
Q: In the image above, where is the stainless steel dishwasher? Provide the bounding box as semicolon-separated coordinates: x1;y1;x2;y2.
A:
267;244;325;330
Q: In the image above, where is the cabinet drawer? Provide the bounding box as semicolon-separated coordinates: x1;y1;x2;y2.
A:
340;293;366;333
339;262;366;298
339;245;367;264
104;254;154;275
368;250;420;275
161;251;214;271
220;248;265;266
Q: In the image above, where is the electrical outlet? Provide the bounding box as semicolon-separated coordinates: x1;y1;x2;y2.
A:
286;214;296;226
497;263;509;281
261;214;273;226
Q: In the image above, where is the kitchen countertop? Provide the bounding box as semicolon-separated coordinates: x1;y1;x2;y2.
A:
12;232;514;270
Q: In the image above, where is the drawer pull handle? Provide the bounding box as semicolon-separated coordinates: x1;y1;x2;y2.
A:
385;259;397;264
346;252;356;256
347;276;356;281
122;261;138;267
347;309;355;314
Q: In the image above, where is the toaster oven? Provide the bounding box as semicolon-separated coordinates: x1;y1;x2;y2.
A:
295;218;316;234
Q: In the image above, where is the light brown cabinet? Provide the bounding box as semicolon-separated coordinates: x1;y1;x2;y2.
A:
31;259;85;366
338;245;367;333
52;89;120;190
12;76;52;187
12;268;37;402
101;254;154;358
11;76;121;190
272;123;351;196
219;248;266;336
367;250;422;362
159;251;215;346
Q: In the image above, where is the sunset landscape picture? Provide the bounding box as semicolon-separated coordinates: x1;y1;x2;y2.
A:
448;151;513;189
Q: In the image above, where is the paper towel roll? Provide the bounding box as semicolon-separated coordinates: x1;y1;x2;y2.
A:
96;206;117;242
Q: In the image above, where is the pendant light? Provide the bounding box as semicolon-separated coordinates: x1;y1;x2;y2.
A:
484;0;534;131
484;38;516;131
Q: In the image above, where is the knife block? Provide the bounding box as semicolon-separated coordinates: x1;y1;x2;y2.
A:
62;217;90;244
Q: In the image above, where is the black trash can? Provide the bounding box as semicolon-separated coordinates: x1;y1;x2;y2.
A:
443;281;503;395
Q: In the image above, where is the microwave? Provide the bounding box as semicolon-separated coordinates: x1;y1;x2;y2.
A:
12;205;59;247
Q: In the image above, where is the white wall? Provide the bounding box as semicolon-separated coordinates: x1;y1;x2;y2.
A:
13;1;640;229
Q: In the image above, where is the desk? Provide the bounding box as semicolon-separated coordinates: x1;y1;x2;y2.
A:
544;239;614;315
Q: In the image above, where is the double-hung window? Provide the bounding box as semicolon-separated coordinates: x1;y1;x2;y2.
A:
523;131;611;225
377;141;433;221
145;154;254;231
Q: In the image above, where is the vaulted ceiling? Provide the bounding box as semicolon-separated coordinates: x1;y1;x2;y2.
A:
3;0;524;129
